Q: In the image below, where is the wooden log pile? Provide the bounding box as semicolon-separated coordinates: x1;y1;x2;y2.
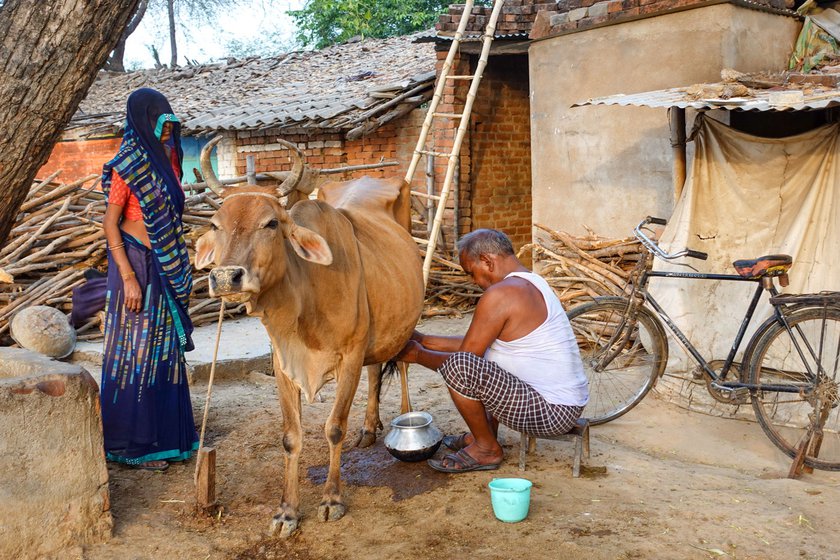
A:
1;176;640;340
0;174;243;343
413;237;481;318
525;223;643;310
0;172;481;342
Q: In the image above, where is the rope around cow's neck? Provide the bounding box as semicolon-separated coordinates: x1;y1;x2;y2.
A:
194;301;225;484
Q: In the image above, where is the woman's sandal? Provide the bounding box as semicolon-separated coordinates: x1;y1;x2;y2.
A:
442;432;471;451
132;460;169;472
428;449;501;473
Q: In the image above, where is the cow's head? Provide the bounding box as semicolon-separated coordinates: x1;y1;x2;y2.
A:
195;137;332;303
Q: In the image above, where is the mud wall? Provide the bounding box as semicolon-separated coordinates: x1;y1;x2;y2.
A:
0;348;111;558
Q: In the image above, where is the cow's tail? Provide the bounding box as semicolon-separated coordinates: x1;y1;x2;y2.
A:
381;359;399;380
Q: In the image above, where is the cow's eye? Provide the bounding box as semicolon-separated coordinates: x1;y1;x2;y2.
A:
264;219;279;230
210;223;218;231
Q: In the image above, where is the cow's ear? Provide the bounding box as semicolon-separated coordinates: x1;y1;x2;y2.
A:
287;224;333;266
195;231;216;269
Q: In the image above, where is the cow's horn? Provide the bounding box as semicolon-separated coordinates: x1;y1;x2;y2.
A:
275;139;305;197
199;135;225;197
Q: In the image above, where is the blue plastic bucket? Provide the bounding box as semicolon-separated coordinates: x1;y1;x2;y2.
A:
488;478;533;523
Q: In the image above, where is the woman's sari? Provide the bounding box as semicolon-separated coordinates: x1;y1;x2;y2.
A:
99;88;198;465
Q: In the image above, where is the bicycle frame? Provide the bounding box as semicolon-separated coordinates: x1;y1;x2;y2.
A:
631;258;834;396
640;269;770;385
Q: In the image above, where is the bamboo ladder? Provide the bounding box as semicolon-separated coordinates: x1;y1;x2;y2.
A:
404;0;507;285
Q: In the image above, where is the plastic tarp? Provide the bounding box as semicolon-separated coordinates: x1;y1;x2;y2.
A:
790;3;840;72
649;115;840;369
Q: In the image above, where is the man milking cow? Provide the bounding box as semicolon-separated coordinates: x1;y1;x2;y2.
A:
397;228;589;473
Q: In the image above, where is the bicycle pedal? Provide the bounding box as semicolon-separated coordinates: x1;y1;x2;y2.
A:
708;382;750;405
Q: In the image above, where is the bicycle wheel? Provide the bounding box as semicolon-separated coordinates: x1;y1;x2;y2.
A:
747;306;840;470
567;297;668;425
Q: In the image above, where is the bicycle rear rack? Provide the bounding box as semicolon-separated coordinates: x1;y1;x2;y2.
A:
770;291;840;307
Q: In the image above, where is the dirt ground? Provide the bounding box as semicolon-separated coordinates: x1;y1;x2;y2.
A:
78;314;840;560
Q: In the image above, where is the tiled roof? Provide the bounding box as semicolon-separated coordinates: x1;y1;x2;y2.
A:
72;32;436;137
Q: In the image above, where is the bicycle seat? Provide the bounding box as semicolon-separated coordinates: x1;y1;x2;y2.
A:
732;254;792;278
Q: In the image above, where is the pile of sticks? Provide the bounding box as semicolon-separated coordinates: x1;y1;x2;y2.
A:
2;177;639;339
0;174;242;343
413;237;481;317
0;173;479;342
525;223;643;309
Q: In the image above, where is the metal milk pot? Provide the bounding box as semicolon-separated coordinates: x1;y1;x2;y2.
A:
384;411;443;462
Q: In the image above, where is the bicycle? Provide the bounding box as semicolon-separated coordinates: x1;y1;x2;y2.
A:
566;216;840;471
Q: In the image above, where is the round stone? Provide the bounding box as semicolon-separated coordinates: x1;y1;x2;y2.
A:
10;305;76;359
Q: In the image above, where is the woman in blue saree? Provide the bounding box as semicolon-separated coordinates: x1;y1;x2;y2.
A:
100;88;198;471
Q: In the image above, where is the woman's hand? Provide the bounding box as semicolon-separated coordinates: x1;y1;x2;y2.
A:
123;276;143;313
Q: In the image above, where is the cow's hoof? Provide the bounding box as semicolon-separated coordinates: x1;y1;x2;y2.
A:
269;513;299;538
356;429;377;448
317;500;346;522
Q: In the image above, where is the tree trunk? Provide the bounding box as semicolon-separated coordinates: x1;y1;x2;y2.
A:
104;0;149;73
0;0;140;248
168;0;177;68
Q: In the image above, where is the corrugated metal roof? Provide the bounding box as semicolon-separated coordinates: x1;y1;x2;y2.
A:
72;33;435;136
573;85;840;112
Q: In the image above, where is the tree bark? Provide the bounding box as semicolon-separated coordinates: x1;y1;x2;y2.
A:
167;0;177;68
104;0;149;73
0;0;140;248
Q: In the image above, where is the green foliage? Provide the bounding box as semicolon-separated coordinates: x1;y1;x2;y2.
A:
290;0;478;49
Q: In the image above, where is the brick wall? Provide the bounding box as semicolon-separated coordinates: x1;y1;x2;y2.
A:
38;136;121;183
436;0;558;36
435;0;793;41
468;55;533;251
426;49;533;253
229;112;425;189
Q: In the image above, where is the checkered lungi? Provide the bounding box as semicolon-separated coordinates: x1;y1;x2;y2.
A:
439;352;584;437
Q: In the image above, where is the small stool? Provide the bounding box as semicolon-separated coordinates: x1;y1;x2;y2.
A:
518;418;590;477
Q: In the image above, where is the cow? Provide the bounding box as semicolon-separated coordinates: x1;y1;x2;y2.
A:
194;137;424;537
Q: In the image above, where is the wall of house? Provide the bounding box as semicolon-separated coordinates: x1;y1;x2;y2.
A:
225;110;426;189
40;134;213;185
38;136;121;182
529;5;800;238
425;48;534;254
469;55;532;251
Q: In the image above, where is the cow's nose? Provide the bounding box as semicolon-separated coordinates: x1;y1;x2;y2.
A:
209;266;248;295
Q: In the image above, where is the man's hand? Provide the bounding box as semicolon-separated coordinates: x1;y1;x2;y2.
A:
123;277;143;313
396;339;423;364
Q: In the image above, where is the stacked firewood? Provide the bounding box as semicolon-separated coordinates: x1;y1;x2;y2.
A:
0;174;479;341
525;223;643;310
413;237;481;318
0;175;243;343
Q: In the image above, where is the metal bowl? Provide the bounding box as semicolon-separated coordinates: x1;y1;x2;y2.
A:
383;411;443;462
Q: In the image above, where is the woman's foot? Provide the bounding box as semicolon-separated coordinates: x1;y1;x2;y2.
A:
132;460;169;472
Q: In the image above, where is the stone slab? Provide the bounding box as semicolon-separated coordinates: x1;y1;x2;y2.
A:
70;316;273;384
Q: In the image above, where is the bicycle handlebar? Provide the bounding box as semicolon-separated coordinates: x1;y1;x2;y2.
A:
634;216;709;261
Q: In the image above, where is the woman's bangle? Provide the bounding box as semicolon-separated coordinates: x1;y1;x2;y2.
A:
121;271;135;281
109;242;125;251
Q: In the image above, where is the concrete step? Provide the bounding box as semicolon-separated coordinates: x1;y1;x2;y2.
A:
70;316;272;383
